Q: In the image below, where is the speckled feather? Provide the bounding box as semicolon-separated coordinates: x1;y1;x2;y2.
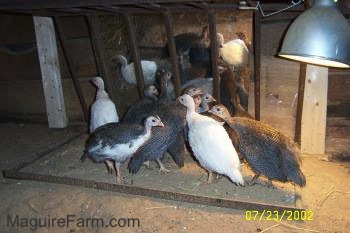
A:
227;117;306;186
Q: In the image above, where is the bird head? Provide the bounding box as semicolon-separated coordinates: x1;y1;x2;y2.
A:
90;77;105;90
202;93;216;104
208;104;231;121
178;94;195;111
144;85;159;100
145;115;164;128
184;87;204;97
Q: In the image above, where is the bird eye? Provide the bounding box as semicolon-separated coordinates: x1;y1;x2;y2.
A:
216;108;220;111
152;119;156;122
205;97;209;99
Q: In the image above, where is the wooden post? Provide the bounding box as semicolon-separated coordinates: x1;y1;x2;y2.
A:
123;11;145;98
53;16;89;122
294;63;307;144
87;15;119;104
300;64;328;154
33;16;68;128
208;9;220;103
253;11;261;121
163;9;181;97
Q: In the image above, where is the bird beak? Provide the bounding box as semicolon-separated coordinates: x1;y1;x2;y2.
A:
157;121;165;127
154;90;159;96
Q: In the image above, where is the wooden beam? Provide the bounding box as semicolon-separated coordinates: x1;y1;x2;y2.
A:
86;15;119;105
53;16;89;122
0;0;203;10
33;16;68;128
253;11;261;120
163;9;181;97
300;64;328;155
208;9;220;103
294;63;306;144
122;11;145;98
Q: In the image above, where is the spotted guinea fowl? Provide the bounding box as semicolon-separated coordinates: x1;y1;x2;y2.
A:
116;55;157;85
179;94;244;185
82;115;164;184
209;104;306;187
164;26;208;59
90;77;119;133
122;85;159;123
125;70;187;173
181;78;213;96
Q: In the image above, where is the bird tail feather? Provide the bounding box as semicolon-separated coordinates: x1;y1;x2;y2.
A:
227;169;245;186
281;148;306;187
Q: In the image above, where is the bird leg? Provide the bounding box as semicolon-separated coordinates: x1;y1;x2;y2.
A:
215;173;223;180
207;171;213;184
143;160;152;170
114;162;126;185
156;159;170;173
247;174;260;186
266;179;276;189
105;160;114;174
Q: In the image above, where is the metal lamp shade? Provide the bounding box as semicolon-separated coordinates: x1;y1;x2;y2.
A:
279;0;350;68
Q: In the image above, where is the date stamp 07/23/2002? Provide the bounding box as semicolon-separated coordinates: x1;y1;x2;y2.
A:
245;210;314;221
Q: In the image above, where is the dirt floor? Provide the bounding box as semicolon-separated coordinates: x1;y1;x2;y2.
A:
1;122;350;233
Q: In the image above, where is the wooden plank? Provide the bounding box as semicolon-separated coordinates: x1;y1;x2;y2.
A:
163;9;181;97
33;16;68;128
294;63;306;144
123;11;145;98
54;16;89;122
86;15;118;104
253;11;261;120
208;9;220;103
300;64;328;155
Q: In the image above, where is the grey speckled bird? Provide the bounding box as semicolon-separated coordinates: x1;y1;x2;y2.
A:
209;104;306;187
82;115;164;184
124;70;187;174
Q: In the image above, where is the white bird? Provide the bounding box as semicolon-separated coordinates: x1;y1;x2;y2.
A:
217;33;249;67
178;94;244;185
90;77;119;133
116;55;157;85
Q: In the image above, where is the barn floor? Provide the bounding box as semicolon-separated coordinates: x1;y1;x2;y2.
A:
1;122;350;233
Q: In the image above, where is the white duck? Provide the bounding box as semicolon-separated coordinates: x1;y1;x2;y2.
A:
90;77;119;133
116;55;157;85
217;33;249;67
178;94;244;185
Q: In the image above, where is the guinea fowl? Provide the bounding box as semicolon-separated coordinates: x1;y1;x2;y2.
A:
179;94;244;185
181;78;213;95
82;115;164;184
124;71;187;173
209;104;306;187
122;85;159;123
164;26;209;60
116;55;157;85
90;77;119;133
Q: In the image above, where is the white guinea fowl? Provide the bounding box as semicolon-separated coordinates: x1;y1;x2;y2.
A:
116;55;157;85
90;77;119;133
217;33;249;67
179;94;244;185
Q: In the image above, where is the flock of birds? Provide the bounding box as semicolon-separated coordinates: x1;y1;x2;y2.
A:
81;27;306;190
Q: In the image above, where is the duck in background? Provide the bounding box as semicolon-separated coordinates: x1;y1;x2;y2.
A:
179;94;244;185
209;104;306;187
82;115;164;184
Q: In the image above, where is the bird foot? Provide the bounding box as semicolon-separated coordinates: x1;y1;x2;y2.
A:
266;180;276;189
143;161;153;170
116;176;128;185
159;167;171;173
